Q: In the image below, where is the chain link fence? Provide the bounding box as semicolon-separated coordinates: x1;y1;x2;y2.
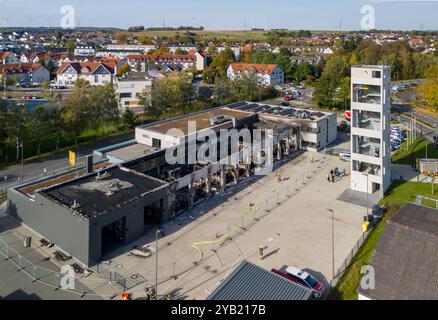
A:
329;231;369;288
0;235;125;298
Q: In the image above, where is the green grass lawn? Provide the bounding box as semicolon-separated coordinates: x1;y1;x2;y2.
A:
328;206;397;300
383;180;438;208
329;179;438;300
392;137;438;165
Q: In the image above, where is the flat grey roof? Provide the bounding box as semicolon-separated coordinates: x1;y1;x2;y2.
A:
39;166;167;219
359;203;438;300
107;143;159;162
207;261;312;300
225;101;330;121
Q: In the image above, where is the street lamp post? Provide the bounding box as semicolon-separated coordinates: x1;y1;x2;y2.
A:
326;208;335;280
155;229;160;300
362;173;369;217
4;176;7;195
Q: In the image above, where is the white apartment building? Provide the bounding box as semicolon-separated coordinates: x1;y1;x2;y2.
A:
350;65;391;197
227;63;284;87
116;73;152;114
56;62;115;87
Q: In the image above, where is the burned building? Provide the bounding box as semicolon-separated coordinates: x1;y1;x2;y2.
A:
7;102;336;266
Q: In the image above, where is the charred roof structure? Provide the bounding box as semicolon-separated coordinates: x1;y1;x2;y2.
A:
8;102;336;267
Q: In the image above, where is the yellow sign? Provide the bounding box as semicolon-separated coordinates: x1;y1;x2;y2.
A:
69;151;76;166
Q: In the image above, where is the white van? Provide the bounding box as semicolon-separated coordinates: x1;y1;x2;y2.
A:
340;152;351;162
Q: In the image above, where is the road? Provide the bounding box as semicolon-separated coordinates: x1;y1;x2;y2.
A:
392;89;438;144
0;132;134;191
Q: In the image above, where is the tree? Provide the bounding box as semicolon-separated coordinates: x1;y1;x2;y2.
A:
138;36;152;44
115;33;129;44
175;48;188;55
338;77;351;110
418;63;438;111
314;55;349;108
121;109;137;129
74;78;90;88
116;64;131;77
265;30;282;46
89;84;119;136
62;86;90;144
209;47;235;75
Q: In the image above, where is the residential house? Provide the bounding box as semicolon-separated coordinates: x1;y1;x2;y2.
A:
1;51;19;64
126;53;199;72
0;63;50;83
227;63;284;86
291;55;323;66
56;61;115;87
74;46;96;57
168;45;198;53
116;72;153;114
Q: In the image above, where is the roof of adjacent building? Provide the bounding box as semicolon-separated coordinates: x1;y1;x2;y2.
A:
143;107;252;135
0;51;14;59
226;101;331;121
229;63;280;75
0;62;45;74
38;166;168;220
207;261;313;300
127;54;196;62
56;61;115;75
359;203;438;300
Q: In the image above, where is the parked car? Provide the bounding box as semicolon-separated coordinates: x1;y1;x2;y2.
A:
16;81;30;88
285;266;325;298
280;102;290;107
49;83;67;89
340;152;351;162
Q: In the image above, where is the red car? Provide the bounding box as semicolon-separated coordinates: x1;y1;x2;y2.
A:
271;268;324;299
284;95;294;102
286;266;325;298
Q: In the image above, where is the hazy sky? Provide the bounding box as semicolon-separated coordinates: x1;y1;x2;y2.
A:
1;0;438;30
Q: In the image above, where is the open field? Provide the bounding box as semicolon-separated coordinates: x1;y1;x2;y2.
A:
134;29;268;40
130;29;343;41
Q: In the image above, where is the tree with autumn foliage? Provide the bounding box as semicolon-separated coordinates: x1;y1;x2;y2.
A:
418;63;438;111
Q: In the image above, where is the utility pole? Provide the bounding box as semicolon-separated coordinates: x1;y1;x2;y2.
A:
326;208;335;280
363;173;369;216
155;229;161;300
19;142;24;183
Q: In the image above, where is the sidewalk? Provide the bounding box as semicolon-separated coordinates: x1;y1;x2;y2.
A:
102;152;366;300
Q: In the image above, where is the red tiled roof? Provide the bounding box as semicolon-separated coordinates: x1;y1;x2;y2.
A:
56;62;115;75
229;63;279;75
127;54;196;63
1;51;13;60
0;63;44;74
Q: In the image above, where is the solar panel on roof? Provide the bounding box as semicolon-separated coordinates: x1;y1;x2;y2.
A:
237;103;258;111
252;106;265;112
279;109;295;116
226;102;248;109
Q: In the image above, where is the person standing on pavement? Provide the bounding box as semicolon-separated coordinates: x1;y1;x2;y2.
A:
259;245;264;260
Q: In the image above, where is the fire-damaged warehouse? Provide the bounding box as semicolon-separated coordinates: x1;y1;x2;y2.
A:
7;102;337;266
